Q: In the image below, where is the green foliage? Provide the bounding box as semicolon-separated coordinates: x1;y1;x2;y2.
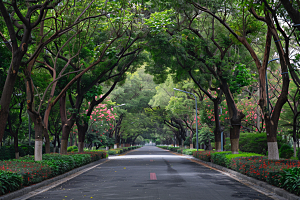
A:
182;149;198;155
210;151;232;167
0;171;22;195
84;85;103;102
19;145;34;156
229;64;254;94
297;148;300;160
228;132;288;155
193;151;214;162
193;124;214;146
0;145;26;160
183;136;190;146
279;144;294;159
279;167;300;195
67;146;79;152
167;146;180;151
144;9;175;34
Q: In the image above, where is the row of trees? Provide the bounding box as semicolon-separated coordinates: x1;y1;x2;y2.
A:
1;0;300;160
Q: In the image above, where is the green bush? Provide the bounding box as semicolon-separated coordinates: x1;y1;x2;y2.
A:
108;150;117;155
183;137;190;146
0;159;52;186
0;151;105;191
210;151;231;167
19;144;34;156
225;132;287;155
0;170;22;195
193;151;214;162
167;147;180;152
279;144;294;159
67;146;79;152
157;146;168;149
297;148;300;160
0;145;26;160
279;167;300;195
177;149;183;154
182;149;198;155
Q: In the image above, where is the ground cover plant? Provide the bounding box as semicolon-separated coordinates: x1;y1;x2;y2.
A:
193;151;215;162
279;167;300;196
0;151;106;195
193;150;300;196
0;170;22;195
106;146;141;155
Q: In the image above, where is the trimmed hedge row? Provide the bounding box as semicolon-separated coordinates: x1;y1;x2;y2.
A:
193;151;300;196
0;144;61;161
107;146;141;155
156;146;202;155
0;151;106;195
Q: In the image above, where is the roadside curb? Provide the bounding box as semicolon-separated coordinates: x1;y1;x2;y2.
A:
189;156;300;200
0;148;138;200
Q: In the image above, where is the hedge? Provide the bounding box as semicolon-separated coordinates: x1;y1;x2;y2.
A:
106;146;141;155
193;150;300;196
0;151;106;195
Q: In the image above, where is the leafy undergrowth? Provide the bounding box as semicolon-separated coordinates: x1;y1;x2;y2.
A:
0;151;106;195
193;151;300;196
106;146;141;155
156;146;204;155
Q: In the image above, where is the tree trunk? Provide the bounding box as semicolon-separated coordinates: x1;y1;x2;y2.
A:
213;99;222;151
74;134;77;146
292;112;300;157
77;123;88;153
43;128;50;154
70;132;73;147
220;78;244;154
0;49;25;145
189;130;194;149
31;115;44;161
230;123;241;154
265;116;280;159
61;123;73;154
13;132;19;159
59;93;75;154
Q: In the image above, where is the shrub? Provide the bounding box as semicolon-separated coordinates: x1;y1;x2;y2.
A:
0;145;25;160
67;146;79;152
279;167;300;195
167;147;180;152
279;144;294;159
19;144;34;156
237;132;287;155
0;160;52;186
0;170;22;195
210;151;231;167
193;151;214;162
177;149;183;154
211;152;263;168
182;149;198;155
108;150;116;155
157;146;168;149
297;148;300;160
183;137;190;146
229;156;300;186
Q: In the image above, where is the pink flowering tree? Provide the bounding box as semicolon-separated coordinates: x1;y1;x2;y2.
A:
84;96;117;148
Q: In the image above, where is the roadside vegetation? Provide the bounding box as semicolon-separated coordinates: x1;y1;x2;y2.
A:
1;0;300;197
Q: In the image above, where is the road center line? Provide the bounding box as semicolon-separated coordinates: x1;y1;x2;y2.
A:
150;173;157;180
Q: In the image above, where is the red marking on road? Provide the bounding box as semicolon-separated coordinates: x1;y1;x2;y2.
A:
150;160;153;162
150;173;157;180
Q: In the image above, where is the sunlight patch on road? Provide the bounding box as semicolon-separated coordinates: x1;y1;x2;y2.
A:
108;155;182;160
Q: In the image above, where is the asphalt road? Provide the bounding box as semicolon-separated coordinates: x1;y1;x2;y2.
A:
17;146;282;200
